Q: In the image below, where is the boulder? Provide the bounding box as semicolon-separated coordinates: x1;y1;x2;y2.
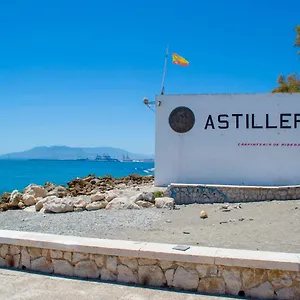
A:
35;196;56;211
90;192;106;202
74;199;87;209
86;201;108;211
105;191;118;202
22;194;36;206
136;200;155;208
47;186;69;198
134;192;156;202
155;197;175;209
44;197;74;213
0;192;11;204
23;205;36;212
23;184;47;198
106;197;140;210
9;190;22;207
130;192;154;203
18;202;25;209
44;182;57;192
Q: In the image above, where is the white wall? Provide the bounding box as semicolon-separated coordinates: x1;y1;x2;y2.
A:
155;93;300;186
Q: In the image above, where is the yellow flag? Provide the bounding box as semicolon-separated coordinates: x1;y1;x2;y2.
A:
172;53;189;66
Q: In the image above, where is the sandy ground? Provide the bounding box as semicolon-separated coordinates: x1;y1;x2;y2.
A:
0;269;241;300
1;200;300;253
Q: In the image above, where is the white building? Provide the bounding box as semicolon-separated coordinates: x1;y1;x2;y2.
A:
155;93;300;187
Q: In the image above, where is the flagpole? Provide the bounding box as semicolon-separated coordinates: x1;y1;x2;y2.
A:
160;45;169;95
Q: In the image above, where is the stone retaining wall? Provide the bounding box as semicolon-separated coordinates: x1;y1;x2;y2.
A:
0;230;299;299
168;183;300;205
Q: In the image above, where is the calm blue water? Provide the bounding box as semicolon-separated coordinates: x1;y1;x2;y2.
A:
0;160;154;194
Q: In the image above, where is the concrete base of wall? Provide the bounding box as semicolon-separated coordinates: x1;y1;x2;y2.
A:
167;183;300;205
0;230;300;299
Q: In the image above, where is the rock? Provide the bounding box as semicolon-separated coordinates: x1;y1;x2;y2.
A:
90;192;106;202
119;257;138;270
23;184;47;198
73;199;87;209
86;201;108;211
198;277;225;294
165;269;174;286
74;261;99;279
44;182;57;192
276;288;295;300
31;257;53;274
63;252;72;262
74;207;84;212
117;183;127;189
172;267;199;290
242;269;266;290
138;265;166;287
155;197;174;209
52;259;74;277
35;196;55;211
268;270;293;289
142;192;155;202
136;200;155;208
28;247;42;259
159;260;174;270
106;197;140;210
50;250;63;259
0;245;9;257
18;202;25;209
10;246;20;255
0;257;5;267
196;265;210;277
132;192;154;203
101;268;117;281
0;203;9;211
72;252;89;263
0;192;11;204
105;191;118;202
22;194;36;206
138;258;157;266
200;210;208;219
106;256;117;273
117;265;138;284
44;197;74;213
11;254;20;268
47;186;69;198
20;248;31;269
246;281;274;299
221;204;229;210
92;255;105;268
222;268;242;295
9;190;22;207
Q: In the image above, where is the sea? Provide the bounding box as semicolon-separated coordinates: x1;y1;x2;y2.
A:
0;160;155;194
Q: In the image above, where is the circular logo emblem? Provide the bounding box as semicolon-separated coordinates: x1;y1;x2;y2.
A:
169;106;195;133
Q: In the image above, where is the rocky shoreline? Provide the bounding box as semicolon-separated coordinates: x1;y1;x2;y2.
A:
0;174;172;213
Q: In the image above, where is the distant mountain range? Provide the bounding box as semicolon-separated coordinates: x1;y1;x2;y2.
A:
0;146;154;161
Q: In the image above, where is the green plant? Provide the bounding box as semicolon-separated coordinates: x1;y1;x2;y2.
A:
272;25;300;93
153;191;164;198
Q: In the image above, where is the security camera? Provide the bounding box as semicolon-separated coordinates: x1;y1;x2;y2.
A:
143;97;149;105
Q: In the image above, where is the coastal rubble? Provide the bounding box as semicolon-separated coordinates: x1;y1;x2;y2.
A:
0;174;170;213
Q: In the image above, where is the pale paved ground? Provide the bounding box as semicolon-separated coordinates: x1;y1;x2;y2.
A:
0;269;242;300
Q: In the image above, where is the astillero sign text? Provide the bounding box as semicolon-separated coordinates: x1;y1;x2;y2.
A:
204;113;300;130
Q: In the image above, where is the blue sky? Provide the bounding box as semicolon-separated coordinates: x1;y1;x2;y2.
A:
0;0;299;155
